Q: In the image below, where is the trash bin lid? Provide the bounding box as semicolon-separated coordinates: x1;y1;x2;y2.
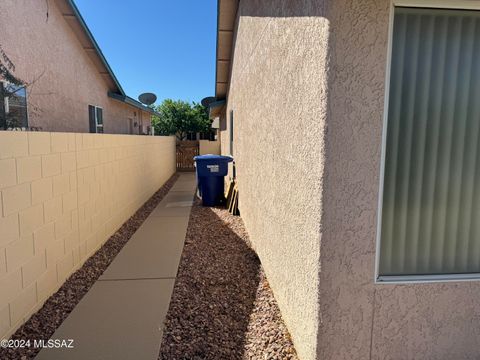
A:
194;154;233;162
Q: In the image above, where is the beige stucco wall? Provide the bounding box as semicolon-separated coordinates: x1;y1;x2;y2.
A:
223;0;480;359
199;140;221;155
320;0;480;359
0;131;175;340
0;0;151;134
221;1;329;359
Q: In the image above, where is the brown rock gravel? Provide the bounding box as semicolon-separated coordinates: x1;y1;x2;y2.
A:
0;174;179;360
159;199;298;360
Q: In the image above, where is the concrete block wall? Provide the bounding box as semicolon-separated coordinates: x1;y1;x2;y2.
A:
0;131;176;339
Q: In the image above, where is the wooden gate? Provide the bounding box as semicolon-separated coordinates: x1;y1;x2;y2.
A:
176;140;199;171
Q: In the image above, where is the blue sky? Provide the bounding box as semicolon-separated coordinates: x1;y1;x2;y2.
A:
74;0;217;105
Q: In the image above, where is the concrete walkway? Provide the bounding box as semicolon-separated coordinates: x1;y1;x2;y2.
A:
36;173;196;360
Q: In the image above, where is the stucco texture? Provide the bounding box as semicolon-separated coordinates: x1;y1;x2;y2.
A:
0;0;150;134
221;1;329;359
321;0;480;359
222;0;480;359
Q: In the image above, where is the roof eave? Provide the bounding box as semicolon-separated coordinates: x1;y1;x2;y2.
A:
208;99;226;118
61;0;126;96
108;92;160;116
215;0;238;99
58;0;160;115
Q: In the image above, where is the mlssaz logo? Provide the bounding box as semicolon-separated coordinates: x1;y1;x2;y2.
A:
34;339;74;349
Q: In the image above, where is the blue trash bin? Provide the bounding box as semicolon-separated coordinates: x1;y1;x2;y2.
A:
194;154;233;206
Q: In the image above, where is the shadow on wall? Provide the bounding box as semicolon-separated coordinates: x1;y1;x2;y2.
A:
228;0;326;80
159;202;261;359
222;1;329;360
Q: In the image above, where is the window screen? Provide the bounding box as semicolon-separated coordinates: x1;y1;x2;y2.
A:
89;105;103;133
229;110;234;156
380;7;480;277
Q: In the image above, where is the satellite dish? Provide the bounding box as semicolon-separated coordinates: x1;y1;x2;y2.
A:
138;93;157;106
201;96;216;108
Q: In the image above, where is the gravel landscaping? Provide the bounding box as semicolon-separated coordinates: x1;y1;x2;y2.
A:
0;174;179;360
159;199;298;360
1;172;298;360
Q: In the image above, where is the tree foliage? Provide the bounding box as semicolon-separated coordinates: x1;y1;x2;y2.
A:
0;44;28;129
0;45;24;87
152;99;211;140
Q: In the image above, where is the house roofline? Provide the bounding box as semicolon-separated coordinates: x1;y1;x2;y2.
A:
58;0;159;112
63;0;126;96
215;0;239;99
214;0;221;98
108;92;161;116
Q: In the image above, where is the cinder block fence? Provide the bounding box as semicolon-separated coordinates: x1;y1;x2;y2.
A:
0;132;176;339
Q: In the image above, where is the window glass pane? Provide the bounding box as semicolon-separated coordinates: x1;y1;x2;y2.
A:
2;83;28;129
229;110;234;155
96;107;103;125
380;7;480;276
88;105;96;133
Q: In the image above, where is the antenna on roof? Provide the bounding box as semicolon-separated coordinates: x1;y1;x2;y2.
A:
201;96;216;107
138;92;157;106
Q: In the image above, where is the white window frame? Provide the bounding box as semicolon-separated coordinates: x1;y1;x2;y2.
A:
375;0;480;284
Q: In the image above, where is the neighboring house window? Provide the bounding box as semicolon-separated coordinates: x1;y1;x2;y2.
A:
128;118;133;134
89;105;103;133
0;82;28;129
229;110;233;156
199;130;216;141
378;6;480;280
